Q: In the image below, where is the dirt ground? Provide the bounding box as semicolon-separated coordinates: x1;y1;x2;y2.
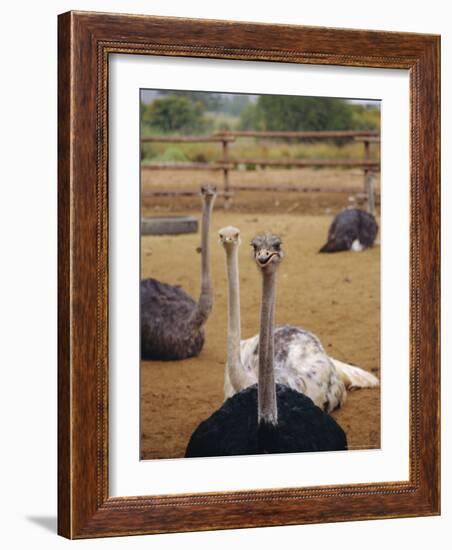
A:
140;179;381;459
141;167;380;215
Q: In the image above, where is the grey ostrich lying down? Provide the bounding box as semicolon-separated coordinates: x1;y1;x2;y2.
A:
185;233;347;458
219;226;379;413
140;184;216;360
319;208;378;253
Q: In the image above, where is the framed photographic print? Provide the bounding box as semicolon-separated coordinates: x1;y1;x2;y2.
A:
58;11;440;539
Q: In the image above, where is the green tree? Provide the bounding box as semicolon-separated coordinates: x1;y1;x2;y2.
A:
350;104;380;130
158;91;223;111
142;95;205;134
222;95;253;116
238;103;264;130
252;96;355;132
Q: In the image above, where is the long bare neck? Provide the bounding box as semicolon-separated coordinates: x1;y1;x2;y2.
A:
225;245;241;369
224;244;254;392
258;269;278;425
200;197;213;297
189;197;214;329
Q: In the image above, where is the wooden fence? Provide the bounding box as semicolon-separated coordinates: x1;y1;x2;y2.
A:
141;130;380;211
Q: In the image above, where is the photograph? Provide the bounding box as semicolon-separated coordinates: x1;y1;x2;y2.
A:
139;89;381;460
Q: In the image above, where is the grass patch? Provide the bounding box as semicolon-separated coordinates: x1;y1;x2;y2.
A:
141;138;380;164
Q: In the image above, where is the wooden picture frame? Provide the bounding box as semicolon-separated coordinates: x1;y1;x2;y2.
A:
58;10;440;539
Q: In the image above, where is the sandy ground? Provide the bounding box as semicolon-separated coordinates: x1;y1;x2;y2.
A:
140;203;380;459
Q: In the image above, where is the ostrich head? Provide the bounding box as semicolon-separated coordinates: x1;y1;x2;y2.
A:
219;226;241;249
251;233;283;273
200;183;217;204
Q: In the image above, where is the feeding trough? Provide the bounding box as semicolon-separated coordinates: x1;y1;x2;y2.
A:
141;215;198;236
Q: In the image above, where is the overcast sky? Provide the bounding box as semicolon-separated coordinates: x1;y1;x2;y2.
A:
140;89;380;107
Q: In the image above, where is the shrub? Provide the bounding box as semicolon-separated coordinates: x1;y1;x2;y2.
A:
141;95;205;134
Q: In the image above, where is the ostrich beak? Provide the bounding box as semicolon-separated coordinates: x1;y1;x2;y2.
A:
255;249;279;266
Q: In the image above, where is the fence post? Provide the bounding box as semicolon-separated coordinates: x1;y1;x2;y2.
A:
363;138;370;188
222;138;231;208
366;171;376;216
362;139;374;213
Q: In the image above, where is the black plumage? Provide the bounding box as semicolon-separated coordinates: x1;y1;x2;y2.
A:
319;208;378;253
140;278;205;360
185;384;347;457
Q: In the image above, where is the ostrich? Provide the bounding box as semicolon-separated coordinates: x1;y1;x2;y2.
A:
219;226;379;412
140;184;216;360
319;207;378;253
185;233;347;457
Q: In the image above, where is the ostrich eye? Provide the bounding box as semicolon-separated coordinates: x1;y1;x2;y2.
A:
273;242;281;251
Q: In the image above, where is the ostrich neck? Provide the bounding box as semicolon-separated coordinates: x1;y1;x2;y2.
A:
189;197;214;330
224;245;253;392
200;198;213;296
258;269;278;425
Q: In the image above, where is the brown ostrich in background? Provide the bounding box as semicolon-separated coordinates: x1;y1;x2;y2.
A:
140;184;217;360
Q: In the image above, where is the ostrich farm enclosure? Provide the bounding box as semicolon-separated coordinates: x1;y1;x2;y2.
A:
140;168;381;459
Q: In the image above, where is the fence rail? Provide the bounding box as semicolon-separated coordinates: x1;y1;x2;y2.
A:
141;135;236;143
141;159;380;170
141;130;380;211
141;162;234;171
141;185;362;197
228;159;380;168
215;130;379;139
354;136;381;143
